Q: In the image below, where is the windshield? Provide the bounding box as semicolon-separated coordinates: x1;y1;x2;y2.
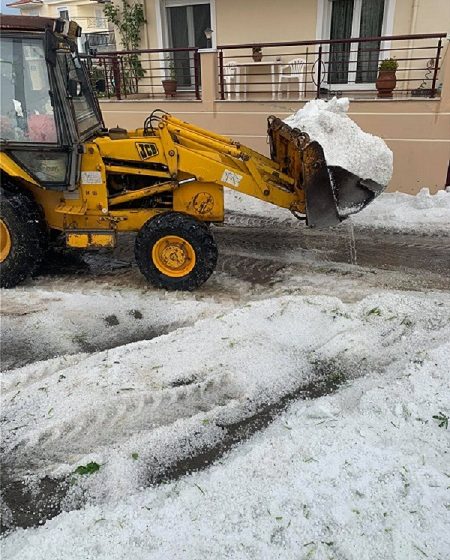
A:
0;37;57;143
57;50;101;138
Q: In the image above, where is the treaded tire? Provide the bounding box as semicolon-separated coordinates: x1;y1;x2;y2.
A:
135;212;218;291
0;186;46;288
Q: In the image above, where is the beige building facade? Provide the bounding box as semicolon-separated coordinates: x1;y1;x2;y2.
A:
141;0;449;50
139;0;449;98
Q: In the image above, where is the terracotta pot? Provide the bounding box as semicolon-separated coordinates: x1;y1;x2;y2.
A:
162;79;177;97
376;70;396;98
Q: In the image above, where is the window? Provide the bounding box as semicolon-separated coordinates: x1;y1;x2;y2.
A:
58;8;69;21
95;8;105;28
0;37;57;143
57;52;100;137
165;1;211;86
322;0;390;85
9;150;69;183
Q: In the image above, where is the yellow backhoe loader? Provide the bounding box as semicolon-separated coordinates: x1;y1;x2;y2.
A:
0;16;386;290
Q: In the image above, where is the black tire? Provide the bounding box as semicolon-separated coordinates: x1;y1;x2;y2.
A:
0;186;46;288
135;212;218;291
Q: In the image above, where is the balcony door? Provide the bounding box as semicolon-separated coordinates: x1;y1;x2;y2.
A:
165;1;211;87
325;0;387;85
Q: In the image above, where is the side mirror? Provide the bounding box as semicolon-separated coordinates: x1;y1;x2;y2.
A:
95;79;106;93
67;79;82;97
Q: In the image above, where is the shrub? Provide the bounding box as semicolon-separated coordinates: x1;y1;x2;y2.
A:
379;58;398;72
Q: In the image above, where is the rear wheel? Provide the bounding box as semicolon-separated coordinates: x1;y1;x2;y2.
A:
135;212;218;291
0;187;46;288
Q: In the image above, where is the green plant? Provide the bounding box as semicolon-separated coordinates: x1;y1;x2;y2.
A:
74;462;101;476
164;56;176;80
104;1;146;82
379;58;398;72
104;0;145;52
432;412;448;429
367;307;382;316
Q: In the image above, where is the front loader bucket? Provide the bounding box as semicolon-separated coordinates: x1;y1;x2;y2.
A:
327;165;386;218
267;116;387;229
303;141;386;228
302;140;340;228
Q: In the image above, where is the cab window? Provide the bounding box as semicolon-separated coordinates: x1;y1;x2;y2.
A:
0;37;57;143
57;52;100;138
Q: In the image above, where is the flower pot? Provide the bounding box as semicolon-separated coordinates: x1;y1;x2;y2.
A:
376;70;396;98
162;79;177;97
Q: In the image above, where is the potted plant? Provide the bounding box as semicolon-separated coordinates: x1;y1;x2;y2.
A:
162;57;177;97
376;58;398;98
252;46;263;62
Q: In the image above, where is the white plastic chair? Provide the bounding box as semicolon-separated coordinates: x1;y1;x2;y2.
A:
277;58;306;100
223;61;240;100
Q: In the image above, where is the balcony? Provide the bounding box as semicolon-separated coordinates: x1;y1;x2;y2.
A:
82;33;447;102
82;48;201;100
217;33;447;101
75;16;109;32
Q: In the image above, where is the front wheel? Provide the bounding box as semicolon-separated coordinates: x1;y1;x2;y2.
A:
0;187;46;288
135;212;218;291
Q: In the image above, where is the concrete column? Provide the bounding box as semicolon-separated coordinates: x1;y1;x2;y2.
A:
198;49;218;109
438;41;450;111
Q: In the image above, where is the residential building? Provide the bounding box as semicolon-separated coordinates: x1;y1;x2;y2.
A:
6;0;116;52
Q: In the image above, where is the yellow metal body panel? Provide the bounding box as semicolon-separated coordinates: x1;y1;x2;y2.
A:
109;209;162;231
94;137;164;166
173;182;224;221
66;231;116;248
55;201;87;215
79;143;108;214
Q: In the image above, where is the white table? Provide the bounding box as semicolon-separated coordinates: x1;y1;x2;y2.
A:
232;60;285;100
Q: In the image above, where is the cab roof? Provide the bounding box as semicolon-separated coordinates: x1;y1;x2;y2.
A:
0;14;57;32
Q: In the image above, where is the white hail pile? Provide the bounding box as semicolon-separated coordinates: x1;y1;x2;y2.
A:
284;97;394;186
2;291;450;560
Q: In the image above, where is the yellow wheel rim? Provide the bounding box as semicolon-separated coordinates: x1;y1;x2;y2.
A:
152;235;196;277
0;219;12;263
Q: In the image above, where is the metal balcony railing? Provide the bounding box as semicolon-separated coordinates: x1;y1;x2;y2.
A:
217;33;447;101
82;47;201;101
81;33;447;102
84;31;116;54
75;16;109;30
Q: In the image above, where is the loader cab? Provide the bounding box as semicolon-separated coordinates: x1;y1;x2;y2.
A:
0;16;103;190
